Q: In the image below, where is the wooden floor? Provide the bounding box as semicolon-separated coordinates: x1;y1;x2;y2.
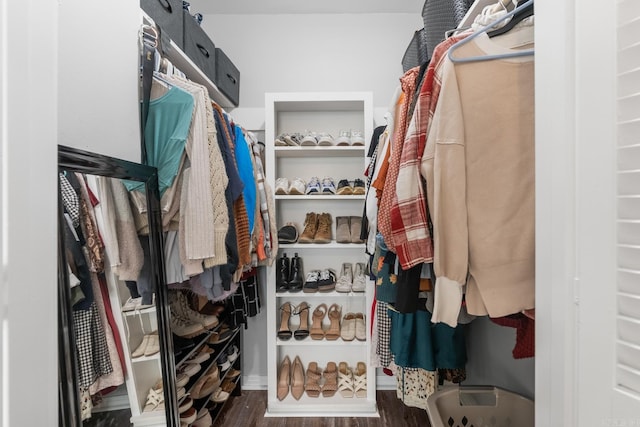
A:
84;390;432;426
215;390;432;427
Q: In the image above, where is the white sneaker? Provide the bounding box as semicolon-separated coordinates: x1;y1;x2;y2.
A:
350;130;365;146
321;177;336;195
275;177;290;195
122;297;142;312
335;130;351;146
275;133;288;146
300;131;318;146
305;177;321;195
317;133;334;146
351;262;366;292
335;263;353;293
288;177;306;195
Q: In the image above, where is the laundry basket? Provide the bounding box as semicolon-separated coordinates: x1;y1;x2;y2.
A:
426;386;534;427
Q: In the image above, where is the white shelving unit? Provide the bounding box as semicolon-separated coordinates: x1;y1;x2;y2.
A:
265;92;378;417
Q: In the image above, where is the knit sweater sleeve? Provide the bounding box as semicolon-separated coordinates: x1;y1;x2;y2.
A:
422;58;467;328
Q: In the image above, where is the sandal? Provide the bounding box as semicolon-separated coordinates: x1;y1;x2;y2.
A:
353;361;367;398
322;362;338;397
325;304;342;341
277;302;293;340
309;303;327;340
294;302;310;340
304;361;322;398
338;362;355;398
340;313;356;341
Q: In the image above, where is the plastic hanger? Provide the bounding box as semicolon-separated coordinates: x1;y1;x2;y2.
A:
447;0;534;64
488;0;533;38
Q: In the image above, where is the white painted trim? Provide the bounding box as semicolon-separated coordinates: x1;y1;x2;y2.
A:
242;375;269;390
535;0;578;425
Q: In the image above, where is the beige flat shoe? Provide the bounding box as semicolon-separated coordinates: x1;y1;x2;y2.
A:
340;313;356;341
355;313;366;341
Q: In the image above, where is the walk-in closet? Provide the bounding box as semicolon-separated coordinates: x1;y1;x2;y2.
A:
2;0;638;426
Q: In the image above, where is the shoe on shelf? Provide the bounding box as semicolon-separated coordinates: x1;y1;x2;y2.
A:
303;270;320;293
179;407;197;424
350;216;364;244
275;133;289;146
300;131;318;146
191;409;213;427
305;361;322;398
355;313;366;341
177;386;186;400
186;346;211;364
317;132;334;146
350;130;366;146
322;362;338;397
143;331;160;357
325;304;342;341
288;177;306;195
335;263;353;293
277;355;291;401
336;179;353;195
210;387;230;403
218;353;232;371
178;396;193;414
353;362;367;398
317;268;337;292
170;291;219;330
299;212;318;243
293;301;310;340
338;362;355;398
291;356;305;400
278;302;294;340
226;368;241;379
221;378;237;394
352;262;367;292
284;133;302;146
321;177;336;195
143;381;164;412
335;216;351;244
170;306;206;338
278;224;298;244
288;253;304;292
227;344;239;364
275;177;290;195
176;372;189;388
131;334;151;358
310;303;327;340
305;176;321;195
341;313;356;341
276;252;291;292
335;130;351;146
352;178;366;195
190;364;220;399
122;296;142;312
314;213;332;243
179;362;202;378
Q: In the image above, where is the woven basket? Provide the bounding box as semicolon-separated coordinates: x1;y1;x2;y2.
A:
401;28;429;73
422;0;474;59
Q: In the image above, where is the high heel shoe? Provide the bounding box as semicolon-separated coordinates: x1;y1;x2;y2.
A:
278;302;293;340
294;302;310;340
305;361;322;398
291;356;305;400
310;303;327;340
325;303;342;341
277;355;291;401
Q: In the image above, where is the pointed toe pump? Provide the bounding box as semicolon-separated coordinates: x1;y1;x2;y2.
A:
277;355;291;401
278;302;293;341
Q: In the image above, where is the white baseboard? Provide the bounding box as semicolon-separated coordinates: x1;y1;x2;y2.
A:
241;374;396;390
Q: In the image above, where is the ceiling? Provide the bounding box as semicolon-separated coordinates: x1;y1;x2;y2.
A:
187;0;424;15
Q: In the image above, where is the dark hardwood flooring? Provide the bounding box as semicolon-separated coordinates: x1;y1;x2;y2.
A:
215;390;432;427
83;390;431;426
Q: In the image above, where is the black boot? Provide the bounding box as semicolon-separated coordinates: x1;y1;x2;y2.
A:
288;253;304;292
276;253;290;292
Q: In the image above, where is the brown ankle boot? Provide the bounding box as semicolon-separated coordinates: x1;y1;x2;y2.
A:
299;212;318;243
315;213;332;243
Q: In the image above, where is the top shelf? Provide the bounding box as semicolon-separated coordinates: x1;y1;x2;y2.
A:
266;92;373;113
141;11;235;109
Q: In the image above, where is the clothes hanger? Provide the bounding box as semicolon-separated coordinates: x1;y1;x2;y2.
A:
487;0;533;38
447;0;534;64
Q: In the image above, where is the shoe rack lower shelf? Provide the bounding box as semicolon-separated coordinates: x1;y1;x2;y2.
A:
266;394;378;417
279;242;366;249
276;338;366;346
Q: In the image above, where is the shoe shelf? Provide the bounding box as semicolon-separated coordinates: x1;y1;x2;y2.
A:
275;338;366;346
174;322;224;370
265;91;377;418
275;194;366;200
274;146;366;158
279;242;366;250
131;353;162;364
276;291;366;298
122;306;157;317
